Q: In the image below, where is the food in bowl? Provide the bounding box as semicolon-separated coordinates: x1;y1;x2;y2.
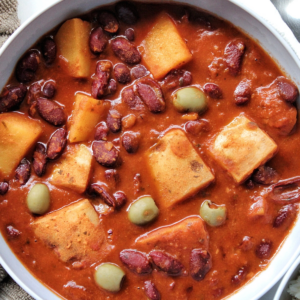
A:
0;2;299;299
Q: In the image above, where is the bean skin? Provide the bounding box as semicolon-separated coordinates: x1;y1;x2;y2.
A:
42;80;56;99
114;63;131;84
144;280;161;300
115;2;139;25
203;83;223;99
107;109;122;133
89;27;107;55
16;50;40;83
92;141;120;167
47;128;67;160
0;182;9;196
111;37;141;64
15;158;31;186
37;98;65;126
0;84;27;113
41;37;56;64
190;249;212;281
98;11;119;33
120;249;152;274
33;143;47;177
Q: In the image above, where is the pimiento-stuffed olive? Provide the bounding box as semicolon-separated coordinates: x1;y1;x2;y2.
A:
26;183;50;215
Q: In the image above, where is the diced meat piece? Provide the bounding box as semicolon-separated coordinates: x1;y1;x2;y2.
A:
121;86;145;111
276;76;299;103
146;129;214;208
32;199;111;265
252;165;279;185
210;115;277;183
234;79;252;105
224;39;246;76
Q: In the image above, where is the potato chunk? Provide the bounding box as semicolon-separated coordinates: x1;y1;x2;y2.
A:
56;18;91;78
210;115;278;183
50;144;92;193
141;13;192;79
146;129;214;208
68;93;107;143
33;199;111;265
0;113;42;179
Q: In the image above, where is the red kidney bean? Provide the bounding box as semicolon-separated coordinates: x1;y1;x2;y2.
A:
245;179;255;190
47;128;67;160
114;63;131;84
224;40;246;76
256;240;272;259
120;249;152;274
90;183;116;207
0;84;27;113
113;191;127;209
6;225;21;239
37;98;65;126
190;249;212;281
15;158;31;186
131;65;148;79
276;76;299;103
273;204;297;229
92;61;111;99
122;131;140;153
185;119;210;136
150;250;184;276
41;37;56;64
107;109;122;133
125;28;135;41
111;37;141;64
212;288;224;298
234;79;252;105
133;173;142;195
239;236;253;251
136;78;165;113
122;86;145;111
115;2;139;25
203;83;223;99
89;27;107;55
0;182;9;196
105;169;119;189
16;50;40;83
33;143;47;177
27;81;42;104
231;266;248;285
98;11;119;33
92;141;120;167
42;80;56;99
163;69;192;90
107;79;117;95
252;165;279;185
144;280;161;300
95;122;109;141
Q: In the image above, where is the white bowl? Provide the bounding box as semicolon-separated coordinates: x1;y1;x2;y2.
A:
1;1;300;299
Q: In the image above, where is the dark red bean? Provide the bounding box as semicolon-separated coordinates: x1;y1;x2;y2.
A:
144;280;161;300
105;169;119;189
149;250;184;276
16;50;40;83
273;204;297;229
245;179;255;190
125;28;135;41
256;240;272;259
42;80;56;99
37;98;65;126
231;266;248;285
47;128;67;160
96;60;112;76
239;236;254;251
33;143;47;177
120;249;152;274
15;158;31;186
224;40;246;76
115;2;139;25
42;37;56;64
113;191;127;209
107;79;117;95
234;79;252;105
95;122;109;141
90;183;116;207
114;63;131;84
98;11;119;33
111;37;141;64
27;81;42;104
203;83;223;99
122;131;140;153
0;182;9;195
107;109;122;133
122;86;145;110
190;249;212;281
252;165;279;185
92;141;120;167
89;27;107;55
136;78;165;113
163;69;192;90
0;84;27;113
92;61;111;99
276;76;299;103
6;225;21;239
212;288;224;298
131;65;148;79
185;120;210;136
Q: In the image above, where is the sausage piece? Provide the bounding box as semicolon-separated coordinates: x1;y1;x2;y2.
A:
92;141;120;167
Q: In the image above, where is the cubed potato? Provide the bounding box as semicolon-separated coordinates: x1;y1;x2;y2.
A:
146;129;214;208
50;144;92;193
210;114;278;184
0;113;42;179
68;93;107;143
55;18;91;78
33;199;111;265
141;13;192;79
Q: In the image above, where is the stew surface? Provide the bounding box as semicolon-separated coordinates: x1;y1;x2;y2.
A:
0;2;300;300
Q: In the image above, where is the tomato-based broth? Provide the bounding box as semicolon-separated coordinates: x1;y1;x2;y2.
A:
0;2;300;300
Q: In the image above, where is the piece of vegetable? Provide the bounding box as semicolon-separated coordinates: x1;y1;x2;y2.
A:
199;200;226;227
27;184;50;215
172;87;207;113
94;263;125;292
128;196;159;225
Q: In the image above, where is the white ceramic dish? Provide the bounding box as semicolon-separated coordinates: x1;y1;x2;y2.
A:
1;1;300;299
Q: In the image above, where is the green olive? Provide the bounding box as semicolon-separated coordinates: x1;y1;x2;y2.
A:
199;200;227;227
26;183;50;215
94;263;125;292
128;196;159;225
172;87;207;113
